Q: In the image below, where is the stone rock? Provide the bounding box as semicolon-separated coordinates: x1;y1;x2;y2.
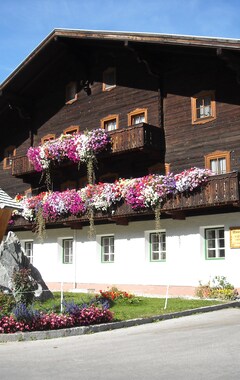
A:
0;231;53;301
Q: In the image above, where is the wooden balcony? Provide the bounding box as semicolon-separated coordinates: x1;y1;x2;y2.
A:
109;123;163;154
12;155;35;177
162;171;240;213
9;172;240;231
11;123;163;177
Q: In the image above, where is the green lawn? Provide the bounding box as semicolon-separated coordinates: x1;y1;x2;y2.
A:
34;292;223;321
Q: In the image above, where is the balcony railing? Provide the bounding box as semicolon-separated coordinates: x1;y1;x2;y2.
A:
10;172;240;230
162;171;240;212
110;123;163;154
11;124;163;177
12;156;34;176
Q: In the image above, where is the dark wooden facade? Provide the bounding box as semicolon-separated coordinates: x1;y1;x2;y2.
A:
1;29;240;225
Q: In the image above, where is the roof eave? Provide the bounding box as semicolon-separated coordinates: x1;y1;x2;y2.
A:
1;28;240;91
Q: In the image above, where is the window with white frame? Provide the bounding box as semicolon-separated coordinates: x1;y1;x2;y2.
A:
128;108;147;126
150;232;166;261
101;236;114;262
101;114;119;131
205;151;230;175
24;241;34;264
205;227;225;259
191;91;216;124
63;239;73;264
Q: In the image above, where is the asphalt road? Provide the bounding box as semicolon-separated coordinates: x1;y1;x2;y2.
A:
0;308;240;380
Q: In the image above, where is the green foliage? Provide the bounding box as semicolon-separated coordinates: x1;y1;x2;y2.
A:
34;291;222;322
195;276;238;300
99;287;141;304
0;292;15;317
11;268;38;306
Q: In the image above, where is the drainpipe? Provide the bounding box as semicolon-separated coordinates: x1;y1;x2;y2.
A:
73;228;77;289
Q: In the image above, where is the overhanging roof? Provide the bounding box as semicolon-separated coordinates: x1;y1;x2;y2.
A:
1;28;240;90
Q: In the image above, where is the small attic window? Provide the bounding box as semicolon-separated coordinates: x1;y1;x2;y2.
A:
103;68;116;91
191;91;216;124
65;81;77;104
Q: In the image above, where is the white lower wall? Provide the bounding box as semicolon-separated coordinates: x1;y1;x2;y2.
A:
15;211;240;294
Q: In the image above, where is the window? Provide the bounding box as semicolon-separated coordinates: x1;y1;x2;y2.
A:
101;236;114;262
191;91;216;124
128;108;147;126
150;232;166;261
64;125;79;135
3;145;16;169
24;241;33;264
205;227;225;259
65;82;77;104
41;134;55;144
101;115;119;131
102;67;116;91
63;239;73;264
205;151;230;174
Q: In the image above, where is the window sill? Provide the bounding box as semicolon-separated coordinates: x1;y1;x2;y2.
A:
192;116;216;125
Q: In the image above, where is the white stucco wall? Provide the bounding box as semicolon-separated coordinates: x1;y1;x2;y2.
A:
15;211;240;291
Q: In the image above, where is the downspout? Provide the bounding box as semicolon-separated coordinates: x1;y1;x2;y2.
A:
73;228;77;289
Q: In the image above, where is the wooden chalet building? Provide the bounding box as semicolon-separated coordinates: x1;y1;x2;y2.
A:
1;29;240;296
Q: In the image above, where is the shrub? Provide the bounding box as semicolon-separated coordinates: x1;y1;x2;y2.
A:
63;296;111;317
0;292;15;317
99;287;134;301
90;297;110;309
12;303;41;323
98;287;140;304
62;300;87;317
195;276;238;300
11;268;38;306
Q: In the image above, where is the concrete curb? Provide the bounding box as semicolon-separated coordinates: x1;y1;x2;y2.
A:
0;301;239;343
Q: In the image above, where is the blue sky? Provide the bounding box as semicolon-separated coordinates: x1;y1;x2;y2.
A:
1;0;240;84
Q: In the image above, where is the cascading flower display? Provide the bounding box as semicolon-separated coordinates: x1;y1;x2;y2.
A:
42;189;86;221
80;182;123;212
14;167;211;225
20;192;48;221
122;173;176;210
27;129;111;172
174;167;212;192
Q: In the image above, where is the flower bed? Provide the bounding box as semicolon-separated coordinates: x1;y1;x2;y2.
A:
99;288;134;301
0;305;113;334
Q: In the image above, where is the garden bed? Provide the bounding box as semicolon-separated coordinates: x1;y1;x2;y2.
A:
0;288;225;335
